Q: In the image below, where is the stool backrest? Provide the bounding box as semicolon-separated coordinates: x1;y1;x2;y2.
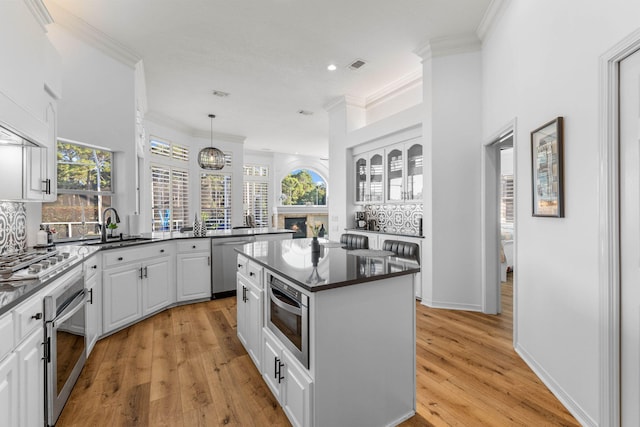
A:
340;233;369;249
382;240;420;264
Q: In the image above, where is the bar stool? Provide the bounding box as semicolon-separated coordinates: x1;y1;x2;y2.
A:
382;240;420;263
340;233;369;249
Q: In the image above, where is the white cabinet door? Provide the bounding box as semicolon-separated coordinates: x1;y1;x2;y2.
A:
262;329;283;401
368;150;384;203
282;351;313;427
245;279;262;370
237;276;248;348
176;252;210;301
42;100;57;202
85;271;101;355
102;263;141;333
16;329;44;427
354;155;368;203
0;352;18;427
142;256;172;315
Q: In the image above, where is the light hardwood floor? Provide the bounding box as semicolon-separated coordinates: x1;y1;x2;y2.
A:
57;274;579;426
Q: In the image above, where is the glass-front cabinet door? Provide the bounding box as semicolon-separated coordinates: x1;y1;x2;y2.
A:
406;143;423;200
369;152;383;202
387;147;404;202
355;156;367;203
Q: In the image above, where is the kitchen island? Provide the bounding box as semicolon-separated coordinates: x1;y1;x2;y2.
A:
236;238;419;427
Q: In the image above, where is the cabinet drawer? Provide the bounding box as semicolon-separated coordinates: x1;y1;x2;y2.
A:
237;254;248;277
246;261;263;287
177;239;210;253
103;243;173;267
13;296;43;343
83;254;101;280
0;313;14;361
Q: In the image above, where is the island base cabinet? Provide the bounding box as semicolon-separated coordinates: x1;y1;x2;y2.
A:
0;352;18;427
237;274;262;370
262;328;312;427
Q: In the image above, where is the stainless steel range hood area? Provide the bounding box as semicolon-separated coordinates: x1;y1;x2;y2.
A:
0;124;45;201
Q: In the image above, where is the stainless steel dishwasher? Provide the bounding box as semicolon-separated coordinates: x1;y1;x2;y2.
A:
211;236;256;298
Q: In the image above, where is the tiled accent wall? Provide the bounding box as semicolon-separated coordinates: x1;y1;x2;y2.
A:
365;204;423;236
0;202;27;254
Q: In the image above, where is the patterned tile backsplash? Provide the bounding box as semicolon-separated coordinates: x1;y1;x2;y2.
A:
365;204;423;236
0;202;27;254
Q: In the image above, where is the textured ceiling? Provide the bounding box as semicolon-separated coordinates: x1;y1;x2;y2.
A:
45;0;491;157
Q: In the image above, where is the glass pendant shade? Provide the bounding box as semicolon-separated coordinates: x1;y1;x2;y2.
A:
198;113;225;170
198;146;225;169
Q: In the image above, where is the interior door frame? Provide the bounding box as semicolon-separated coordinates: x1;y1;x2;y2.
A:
481;118;516;316
599;27;640;427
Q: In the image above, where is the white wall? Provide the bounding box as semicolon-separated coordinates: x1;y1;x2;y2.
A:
420;49;483;310
46;25;137;225
482;1;640;424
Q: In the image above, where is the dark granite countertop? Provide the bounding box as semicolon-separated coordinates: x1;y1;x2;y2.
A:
236;238;420;293
344;228;425;239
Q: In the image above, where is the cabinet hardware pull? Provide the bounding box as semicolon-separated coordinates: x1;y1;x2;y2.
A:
274;357;280;379
278;360;285;383
160;249;165;253
249;271;254;277
31;312;42;320
193;245;196;249
237;263;242;268
207;256;210;266
89;288;94;305
118;257;123;261
91;265;97;269
144;266;148;278
139;267;144;279
242;286;247;303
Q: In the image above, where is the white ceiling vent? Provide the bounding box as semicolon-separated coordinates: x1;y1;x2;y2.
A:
212;90;230;98
348;59;367;71
298;110;314;116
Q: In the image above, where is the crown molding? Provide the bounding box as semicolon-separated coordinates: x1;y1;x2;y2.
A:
191;129;246;144
23;0;53;31
323;95;366;113
415;33;481;61
366;69;422;108
476;0;511;42
46;2;141;68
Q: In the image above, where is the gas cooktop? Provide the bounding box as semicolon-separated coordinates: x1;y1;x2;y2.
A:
0;249;74;283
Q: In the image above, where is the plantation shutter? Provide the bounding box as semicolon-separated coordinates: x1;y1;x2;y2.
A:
151;165;171;231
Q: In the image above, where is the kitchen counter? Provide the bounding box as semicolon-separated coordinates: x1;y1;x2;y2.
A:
236;237;420;292
344;227;425;239
0;245;99;316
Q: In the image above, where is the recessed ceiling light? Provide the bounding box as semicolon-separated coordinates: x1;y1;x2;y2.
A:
212;90;230;97
327;64;337;71
298;110;313;116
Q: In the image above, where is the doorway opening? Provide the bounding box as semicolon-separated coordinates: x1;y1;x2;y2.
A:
482;124;515;315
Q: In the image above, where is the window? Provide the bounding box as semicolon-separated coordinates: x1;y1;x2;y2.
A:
501;175;514;225
42;140;113;239
281;169;326;206
201;173;232;230
150;166;189;231
150;137;190;232
244;164;269;226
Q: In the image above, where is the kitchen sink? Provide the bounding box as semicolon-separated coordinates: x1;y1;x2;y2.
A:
82;237;153;249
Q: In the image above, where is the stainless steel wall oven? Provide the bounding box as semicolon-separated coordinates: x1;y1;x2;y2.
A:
266;273;309;368
44;270;87;426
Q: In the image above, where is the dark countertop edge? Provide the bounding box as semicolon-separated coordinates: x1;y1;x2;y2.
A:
236;249;420;293
344;228;425;239
58;229;295;250
0;252;94;317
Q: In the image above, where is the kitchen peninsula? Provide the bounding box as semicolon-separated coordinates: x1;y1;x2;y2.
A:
236;238;419;427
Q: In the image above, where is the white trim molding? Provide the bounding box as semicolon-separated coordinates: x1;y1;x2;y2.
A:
46;1;141;68
414;33;481;61
323;95;366;113
23;0;53;31
365;69;422;109
598;27;640;427
476;0;511;42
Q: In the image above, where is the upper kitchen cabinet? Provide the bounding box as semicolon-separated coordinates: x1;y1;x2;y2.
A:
386;139;422;203
353;149;384;204
0;0;59;201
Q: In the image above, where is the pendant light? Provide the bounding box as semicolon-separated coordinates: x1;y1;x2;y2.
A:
198;114;225;170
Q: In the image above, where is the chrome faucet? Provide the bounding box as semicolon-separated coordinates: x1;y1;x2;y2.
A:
101;207;121;242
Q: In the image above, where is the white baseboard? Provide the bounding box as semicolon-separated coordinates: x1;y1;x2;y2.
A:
515;342;597;427
420;299;482;312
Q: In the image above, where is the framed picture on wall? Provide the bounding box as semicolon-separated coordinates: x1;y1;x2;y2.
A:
531;116;564;217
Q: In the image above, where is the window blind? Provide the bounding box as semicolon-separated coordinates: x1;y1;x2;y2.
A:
201;173;232;230
150;139;171;157
171;168;189;231
151;165;171;231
